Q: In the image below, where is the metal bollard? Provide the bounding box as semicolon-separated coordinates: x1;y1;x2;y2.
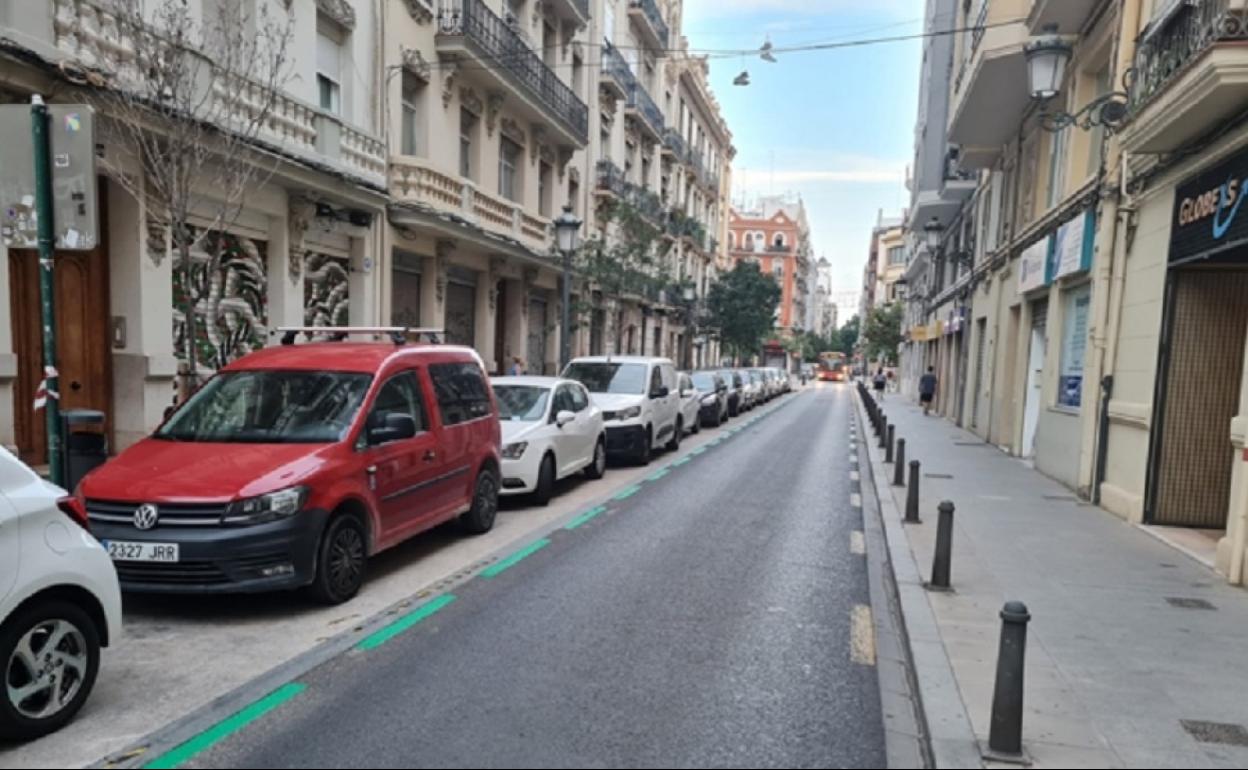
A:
988;601;1032;759
886;424;896;463
878;415;889;448
905;461;921;523
930;501;955;589
894;439;906;486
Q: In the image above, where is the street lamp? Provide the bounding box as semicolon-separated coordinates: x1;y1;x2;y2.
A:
554;204;582;371
1025;24;1128;132
924;217;943;252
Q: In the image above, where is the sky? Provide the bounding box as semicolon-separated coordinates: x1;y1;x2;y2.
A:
682;0;925;319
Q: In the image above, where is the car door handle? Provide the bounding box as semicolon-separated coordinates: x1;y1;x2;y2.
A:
423;450;438;462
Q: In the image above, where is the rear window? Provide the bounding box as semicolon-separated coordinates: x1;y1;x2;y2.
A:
429;362;493;425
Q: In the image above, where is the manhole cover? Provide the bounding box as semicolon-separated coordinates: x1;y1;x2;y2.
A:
1181;720;1248;746
925;473;954;480
1166;597;1216;611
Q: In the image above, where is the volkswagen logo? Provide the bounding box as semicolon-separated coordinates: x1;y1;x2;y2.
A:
133;504;159;531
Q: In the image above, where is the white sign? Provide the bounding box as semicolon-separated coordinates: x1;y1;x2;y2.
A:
1018;239;1049;294
1058;285;1091;409
1051;213;1087;280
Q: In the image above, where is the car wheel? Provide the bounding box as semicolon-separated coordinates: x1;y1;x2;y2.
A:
693;414;702;434
666;418;682;451
310;514;367;605
0;601;100;742
533;454;556;506
584;437;607;480
460;468;500;534
637;427;653;466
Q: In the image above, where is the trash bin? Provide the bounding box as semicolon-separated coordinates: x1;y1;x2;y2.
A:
61;409;107;492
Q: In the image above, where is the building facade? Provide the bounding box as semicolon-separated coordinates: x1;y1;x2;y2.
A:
728;195;812;337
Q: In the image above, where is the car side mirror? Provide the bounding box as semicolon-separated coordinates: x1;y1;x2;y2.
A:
654;385;669;399
369;413;417;445
681;388;692;398
556;409;576;428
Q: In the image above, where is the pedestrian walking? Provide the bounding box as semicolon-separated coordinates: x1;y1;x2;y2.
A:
510;356;525;376
873;367;887;401
919;366;938;417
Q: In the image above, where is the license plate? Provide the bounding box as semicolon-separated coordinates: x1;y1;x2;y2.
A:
102;540;180;563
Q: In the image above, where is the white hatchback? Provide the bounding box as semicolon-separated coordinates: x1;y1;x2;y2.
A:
0;447;122;741
492;376;607;505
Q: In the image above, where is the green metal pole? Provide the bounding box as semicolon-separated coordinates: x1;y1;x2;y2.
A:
32;96;62;488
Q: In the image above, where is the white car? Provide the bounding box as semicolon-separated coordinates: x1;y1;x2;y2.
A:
0;447;122;741
492;376;607;505
676;372;703;436
562;356;682;465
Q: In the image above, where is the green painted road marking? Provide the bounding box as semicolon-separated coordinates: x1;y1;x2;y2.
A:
646;467;670;481
142;683;306;769
565;505;607;530
613;484;642;501
690;447;706;456
482;539;551;579
357;594;457;651
672;456;691;466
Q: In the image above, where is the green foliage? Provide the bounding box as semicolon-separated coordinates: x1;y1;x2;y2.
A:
836;315;861;355
862;303;905;366
706;262;782;362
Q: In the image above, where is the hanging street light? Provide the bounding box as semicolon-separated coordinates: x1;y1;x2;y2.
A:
1025;24;1129;133
554;204;582;371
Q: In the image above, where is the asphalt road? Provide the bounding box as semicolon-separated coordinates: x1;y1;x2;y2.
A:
186;384;884;769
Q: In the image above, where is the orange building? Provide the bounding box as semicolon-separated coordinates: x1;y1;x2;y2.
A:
727;196;812;335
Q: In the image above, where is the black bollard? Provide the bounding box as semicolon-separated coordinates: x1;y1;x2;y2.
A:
988;601;1032;758
878;415;889;448
930;501;955;589
905;461;921;523
894;439;906;486
886;424;896;463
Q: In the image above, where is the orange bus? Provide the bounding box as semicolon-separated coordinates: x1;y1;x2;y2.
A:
816;352;847;382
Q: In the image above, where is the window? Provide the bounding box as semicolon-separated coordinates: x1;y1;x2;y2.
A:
572;54;584;98
775;264;784;282
569;385;590;412
539;161;553;216
1047;126;1069;209
774;234;786;249
641;156;652;188
551;386;577;419
649;365;664;397
568;178;579;215
604;0;615;43
316;16;343;114
888;246;906;265
1057;284;1091;410
600;127;610;160
494;385;550;422
564;362;647;394
500;136;522;202
460;108;477;180
400;73;424;156
1087;66;1112;177
366;372;427;439
429;362;492;425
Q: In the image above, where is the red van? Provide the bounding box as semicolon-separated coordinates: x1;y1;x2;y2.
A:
77;335;501;604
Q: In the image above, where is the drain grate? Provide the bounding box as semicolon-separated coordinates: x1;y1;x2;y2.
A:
1181;720;1248;747
1166;597;1216;610
925;473;954;480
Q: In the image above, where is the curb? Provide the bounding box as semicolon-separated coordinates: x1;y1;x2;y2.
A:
854;389;983;769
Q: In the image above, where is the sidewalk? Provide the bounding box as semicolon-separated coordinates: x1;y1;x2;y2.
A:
858;390;1248;769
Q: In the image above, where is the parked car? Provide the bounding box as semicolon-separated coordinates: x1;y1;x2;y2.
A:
691;371;729;427
717;369;745;416
1;447;122;741
739;369;761;409
79;338;502;605
750;369;771;402
563;356;681;465
676;373;704;436
491;376;606;505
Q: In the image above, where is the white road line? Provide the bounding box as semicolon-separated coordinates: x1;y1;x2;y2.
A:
850;530;866;555
851;605;876;666
850;492;862;508
850;470;860;482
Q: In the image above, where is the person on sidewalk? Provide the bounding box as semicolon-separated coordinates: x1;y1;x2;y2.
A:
510;356;525;376
919;366;938;416
873;367;887;401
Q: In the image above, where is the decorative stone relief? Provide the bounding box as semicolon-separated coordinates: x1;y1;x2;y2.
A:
568;164;580;185
460;86;484;115
488;256;506;313
288;197;316;284
624;119;640;147
441;60;460;108
538;143;556;165
486;91;505;136
435;239;455;306
402;0;434;24
145;217;167;268
500;117;526;145
599;87;618;119
557;147;575;179
401;47;432;82
530;126;548;162
315;0;356;31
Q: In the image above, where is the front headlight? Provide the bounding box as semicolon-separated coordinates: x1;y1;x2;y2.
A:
502;441;528;459
223;485;308;526
701;394;718;406
611;405;642;421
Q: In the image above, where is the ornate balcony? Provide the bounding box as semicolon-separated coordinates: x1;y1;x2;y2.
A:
437;0;589;147
627;0;670;50
594;160;665;224
625;80;664;141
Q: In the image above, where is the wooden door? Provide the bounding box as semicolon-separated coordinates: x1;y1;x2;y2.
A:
9;240;112;465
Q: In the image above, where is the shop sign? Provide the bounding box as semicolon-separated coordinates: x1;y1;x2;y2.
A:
1171;143;1248;265
1049;209;1096;281
910;325;929;342
1058;285;1091;409
1018;238;1051;294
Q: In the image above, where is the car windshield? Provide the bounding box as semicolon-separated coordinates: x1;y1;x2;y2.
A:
563;362;647;395
156;370;372;443
692;373;717;391
494;385;550;422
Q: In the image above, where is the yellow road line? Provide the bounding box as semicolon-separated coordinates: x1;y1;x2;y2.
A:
851;605;876;666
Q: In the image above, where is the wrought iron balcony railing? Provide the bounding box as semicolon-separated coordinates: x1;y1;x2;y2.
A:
628;0;670;47
1128;0;1248;111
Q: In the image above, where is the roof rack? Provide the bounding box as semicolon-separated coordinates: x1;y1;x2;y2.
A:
275;326;444;346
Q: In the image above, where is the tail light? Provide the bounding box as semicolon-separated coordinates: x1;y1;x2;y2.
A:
57;496;90;531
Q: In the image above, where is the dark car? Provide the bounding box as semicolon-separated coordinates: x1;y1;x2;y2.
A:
717;369;745;416
690;371;728;427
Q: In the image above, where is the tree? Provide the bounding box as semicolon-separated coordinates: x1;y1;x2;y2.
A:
574;198;670;304
836;315;861;355
862;303;905;366
706;262;782;363
90;0;293;389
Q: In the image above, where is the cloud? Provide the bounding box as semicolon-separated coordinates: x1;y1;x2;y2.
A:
732;154;908;187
